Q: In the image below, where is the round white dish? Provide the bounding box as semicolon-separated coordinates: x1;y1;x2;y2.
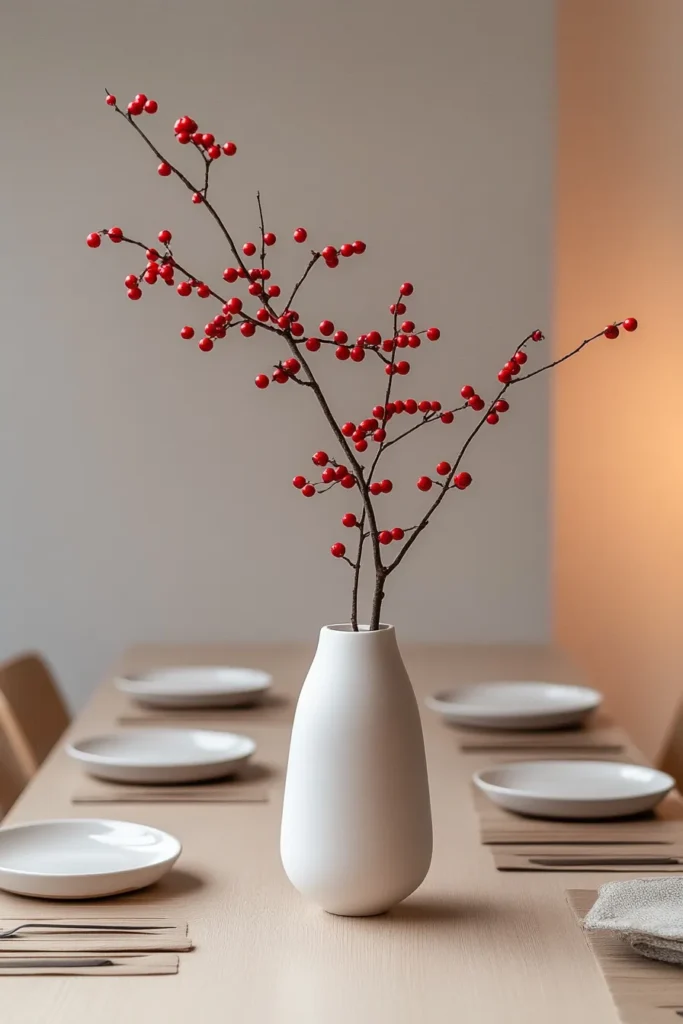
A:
67;728;256;784
425;681;602;730
473;761;675;820
116;666;272;709
0;819;181;899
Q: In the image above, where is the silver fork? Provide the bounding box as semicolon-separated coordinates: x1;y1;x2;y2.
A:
0;922;172;940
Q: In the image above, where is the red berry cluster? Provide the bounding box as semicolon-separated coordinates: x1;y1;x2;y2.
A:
172;114;236;161
417;469;471;491
292;454;357;498
107;92;158;116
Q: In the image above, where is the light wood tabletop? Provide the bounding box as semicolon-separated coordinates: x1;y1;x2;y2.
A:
0;643;633;1024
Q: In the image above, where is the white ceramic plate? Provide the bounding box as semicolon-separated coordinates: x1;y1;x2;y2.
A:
473;761;675;820
67;728;256;784
425;681;602;730
116;666;273;709
0;819;181;899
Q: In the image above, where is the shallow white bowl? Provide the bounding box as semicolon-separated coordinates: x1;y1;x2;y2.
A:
473;761;675;820
426;681;602;730
0;819;181;899
116;666;272;709
67;729;256;784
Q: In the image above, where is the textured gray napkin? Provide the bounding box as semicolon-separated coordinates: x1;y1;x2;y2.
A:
583;877;683;965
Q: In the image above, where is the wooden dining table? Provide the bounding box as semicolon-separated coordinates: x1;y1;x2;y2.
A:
0;642;643;1023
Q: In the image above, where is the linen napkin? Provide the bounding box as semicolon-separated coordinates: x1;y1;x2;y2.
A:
583;877;683;964
71;778;269;803
0;917;192;953
0;953;178;976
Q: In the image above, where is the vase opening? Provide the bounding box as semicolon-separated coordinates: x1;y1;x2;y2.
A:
326;623;392;633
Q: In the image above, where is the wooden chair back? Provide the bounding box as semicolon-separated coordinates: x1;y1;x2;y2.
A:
0;653;70;813
660;702;683;792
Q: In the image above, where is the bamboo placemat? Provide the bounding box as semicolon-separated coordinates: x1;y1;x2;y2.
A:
567;889;683;1023
0;918;192;953
72;777;269;803
473;788;683;845
0;953;179;976
455;715;628;753
492;846;683;872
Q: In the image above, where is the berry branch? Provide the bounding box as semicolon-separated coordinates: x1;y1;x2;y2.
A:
89;90;638;633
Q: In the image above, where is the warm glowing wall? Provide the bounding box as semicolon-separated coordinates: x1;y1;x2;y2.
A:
555;0;683;758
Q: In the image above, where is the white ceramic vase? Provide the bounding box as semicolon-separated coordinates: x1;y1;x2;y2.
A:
280;623;433;916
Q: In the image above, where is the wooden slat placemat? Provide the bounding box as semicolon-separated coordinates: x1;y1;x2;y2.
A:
455;715;628;752
0;953;179;976
116;694;292;728
492;846;683;872
0;918;191;953
473;788;683;845
567;889;683;1023
71;777;269;804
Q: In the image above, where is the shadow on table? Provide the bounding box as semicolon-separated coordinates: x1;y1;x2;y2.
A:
387;893;515;931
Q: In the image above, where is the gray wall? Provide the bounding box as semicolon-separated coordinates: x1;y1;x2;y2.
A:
0;0;555;707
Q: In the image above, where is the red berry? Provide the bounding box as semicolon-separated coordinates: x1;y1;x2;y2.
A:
426;327;440;341
378;531;392;545
157;162;171;177
127;101;143;116
352;240;366;254
124;274;138;288
108;226;123;242
396;361;410;375
227;297;243;314
319;320;334;336
241;322;256;337
440;411;454;424
86;232;101;248
391;527;405;541
417;476;432;492
302;484;315;497
498;370;512;383
335;465;348;481
321;467;336;483
242;242;256;256
180;325;195;340
257;308;269;323
268;284;281;298
495;399;509;413
373;428;386;442
341;422;355;437
369;482;382;495
390;302;407;315
401;320;415;334
604;324;619;339
106;94;116;106
418;400;430;413
255;374;270;389
372;405;384;419
340;243;354;257
135;93;147;104
623;317;638;332
430;401;441;412
293;227;308;243
365;330;382;347
207;145;221;160
197;284;211;298
312;450;328;465
340;474;356;489
273;368;288;384
513;350;527;365
407;335;421;349
222;141;237;156
468;396;485;411
454;471;472;489
192;193;203;204
306;337;321;352
380;479;393;493
331;542;346;558
158;229;172;244
531;329;544;342
350;347;365;362
248;281;262;296
281;358;299;375
204;323;217;338
342;513;357;528
291;323;306;339
486;412;499;425
198;337;213;352
146;248;159;260
200;133;214;147
382;339;395;353
385;364;397;375
144;99;158;113
127;287;142;300
321;246;337;260
336;346;350;361
396;335;409;349
331;330;347;345
144;269;158;284
436;461;451;476
176;281;192;297
292;475;306;488
399;282;414;296
355;439;368;452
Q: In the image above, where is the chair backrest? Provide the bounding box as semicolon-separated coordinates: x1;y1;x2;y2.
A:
0;653;70;786
660;702;683;792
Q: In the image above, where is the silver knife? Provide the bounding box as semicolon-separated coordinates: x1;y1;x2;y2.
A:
0;958;116;968
528;856;682;867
